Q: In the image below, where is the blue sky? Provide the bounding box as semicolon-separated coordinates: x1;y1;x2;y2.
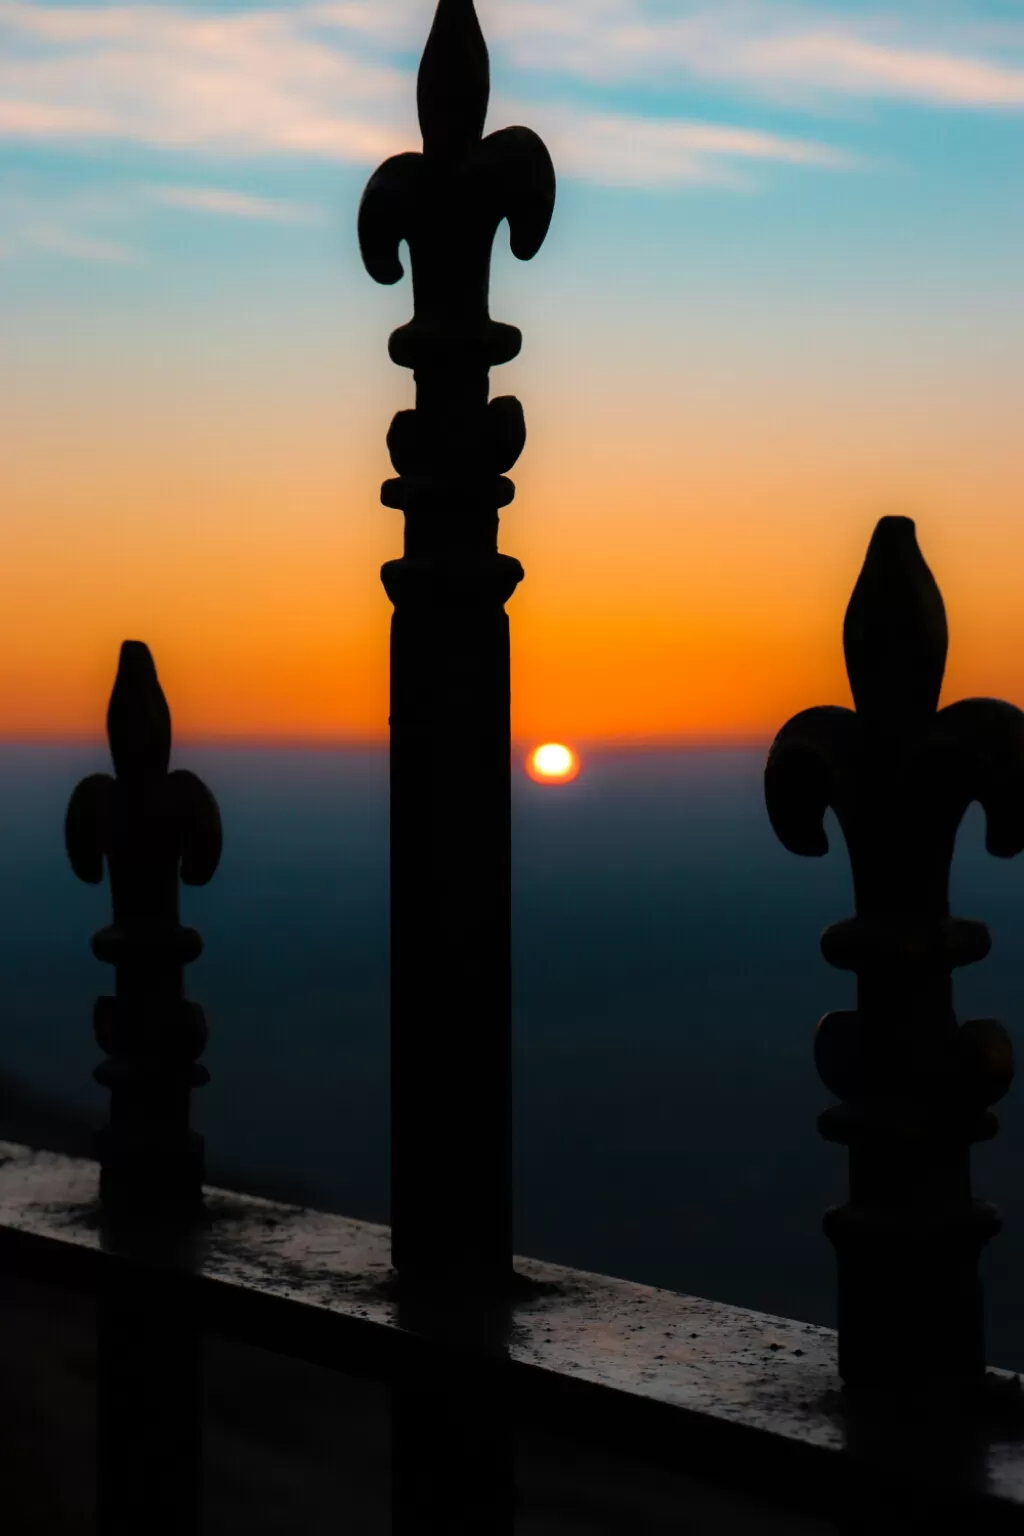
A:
1;0;1023;261
0;2;1022;744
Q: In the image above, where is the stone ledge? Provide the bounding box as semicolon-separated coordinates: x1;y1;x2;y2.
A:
1;1140;1022;1528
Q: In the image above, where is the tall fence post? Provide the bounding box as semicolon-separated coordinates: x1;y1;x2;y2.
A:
66;639;222;1534
766;517;1024;1389
359;0;556;1292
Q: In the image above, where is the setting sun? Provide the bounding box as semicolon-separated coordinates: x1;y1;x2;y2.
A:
526;743;581;784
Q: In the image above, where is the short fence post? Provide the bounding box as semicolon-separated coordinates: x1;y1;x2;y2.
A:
360;0;555;1292
66;639;221;1533
766;517;1024;1389
66;639;222;1211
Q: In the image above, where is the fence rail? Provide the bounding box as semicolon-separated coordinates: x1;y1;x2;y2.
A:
4;0;1024;1531
4;1141;1024;1531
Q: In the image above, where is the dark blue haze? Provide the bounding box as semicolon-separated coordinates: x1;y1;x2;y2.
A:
3;745;1024;1368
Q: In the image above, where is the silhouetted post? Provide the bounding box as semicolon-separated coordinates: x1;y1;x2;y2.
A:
360;0;555;1290
392;1290;515;1535
66;640;221;1535
66;639;222;1210
766;518;1024;1388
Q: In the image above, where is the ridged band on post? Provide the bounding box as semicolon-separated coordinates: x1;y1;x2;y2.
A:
766;518;1024;1389
359;0;555;1289
66;641;222;1212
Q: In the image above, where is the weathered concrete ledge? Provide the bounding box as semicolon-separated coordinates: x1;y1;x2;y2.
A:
2;1140;1023;1528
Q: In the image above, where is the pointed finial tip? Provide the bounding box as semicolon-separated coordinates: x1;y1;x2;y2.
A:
117;639;156;673
844;515;948;727
872;514;917;542
417;0;490;159
108;639;171;782
862;514;930;573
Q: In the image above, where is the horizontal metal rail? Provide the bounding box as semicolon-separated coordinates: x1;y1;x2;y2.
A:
3;1140;1024;1531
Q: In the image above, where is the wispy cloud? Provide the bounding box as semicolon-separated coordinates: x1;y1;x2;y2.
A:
483;1;1024;109
310;0;1024;109
756;32;1024;108
529;103;855;188
26;226;135;261
149;184;321;222
0;1;1020;202
305;1;422;47
0;100;109;134
0;187;138;262
0;177;321;264
0;1;856;191
0;3;412;161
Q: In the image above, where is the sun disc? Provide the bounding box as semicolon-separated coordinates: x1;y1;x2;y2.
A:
527;743;581;784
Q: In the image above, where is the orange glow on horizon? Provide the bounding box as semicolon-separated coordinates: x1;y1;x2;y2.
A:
1;371;1022;748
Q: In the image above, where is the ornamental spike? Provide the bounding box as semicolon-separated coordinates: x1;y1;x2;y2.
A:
358;0;555;557
766;516;1024;1390
66;642;222;1213
361;0;555;1291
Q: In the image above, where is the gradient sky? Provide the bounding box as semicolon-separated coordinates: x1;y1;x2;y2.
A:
1;0;1022;745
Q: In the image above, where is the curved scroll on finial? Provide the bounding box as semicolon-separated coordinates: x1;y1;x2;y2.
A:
417;0;489;161
932;697;1024;859
358;116;555;294
170;770;223;885
843;517;948;732
764;705;857;858
358;153;420;287
66;774;112;884
471;127;557;261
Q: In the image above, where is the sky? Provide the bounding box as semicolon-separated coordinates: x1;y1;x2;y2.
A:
0;0;1022;746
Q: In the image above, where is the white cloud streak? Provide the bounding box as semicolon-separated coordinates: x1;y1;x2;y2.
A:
149;184;321;221
308;0;1024;109
0;0;1019;207
0;3;413;162
0;188;138;261
0;1;854;189
530;103;855;188
0;179;319;265
483;1;1024;108
758;32;1024;107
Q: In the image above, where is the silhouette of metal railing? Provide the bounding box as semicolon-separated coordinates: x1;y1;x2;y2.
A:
3;2;1024;1533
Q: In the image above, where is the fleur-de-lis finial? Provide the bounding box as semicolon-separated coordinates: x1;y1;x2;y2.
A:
358;0;555;558
766;517;1024;1388
66;642;222;1211
359;2;555;1291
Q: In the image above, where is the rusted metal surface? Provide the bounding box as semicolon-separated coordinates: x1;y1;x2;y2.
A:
3;1142;1024;1525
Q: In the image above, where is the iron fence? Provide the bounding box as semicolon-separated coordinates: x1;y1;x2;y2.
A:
3;2;1024;1531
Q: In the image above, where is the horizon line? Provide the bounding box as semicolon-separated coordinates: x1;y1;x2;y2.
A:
0;731;774;754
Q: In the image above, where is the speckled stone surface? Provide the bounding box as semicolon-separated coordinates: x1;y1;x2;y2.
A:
2;1141;1023;1526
